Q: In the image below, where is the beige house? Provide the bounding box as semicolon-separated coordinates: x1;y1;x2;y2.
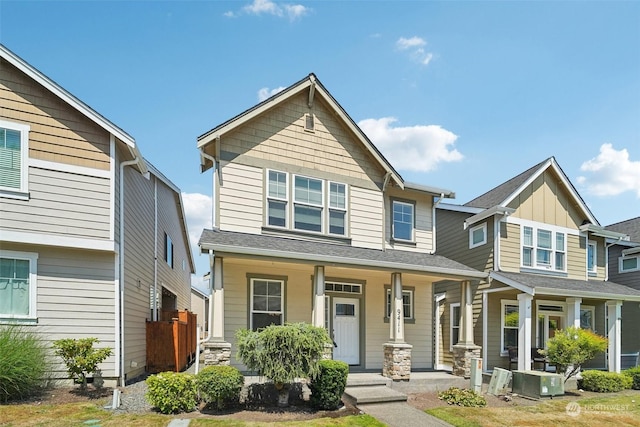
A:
435;157;640;373
197;73;486;378
0;45;194;385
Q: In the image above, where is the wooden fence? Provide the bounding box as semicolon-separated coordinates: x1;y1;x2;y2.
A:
146;309;198;373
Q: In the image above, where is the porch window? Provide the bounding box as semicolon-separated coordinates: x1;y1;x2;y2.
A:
469;223;487;249
385;288;413;319
580;306;595;330
587;242;597;273
294;176;323;232
250;278;284;331
392;201;414;241
501;300;519;354
0;250;38;319
620;256;639;273
0;120;30;198
521;226;566;272
450;303;460;350
267;170;288;227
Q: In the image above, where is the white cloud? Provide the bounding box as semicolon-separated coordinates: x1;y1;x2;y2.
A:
396;36;426;50
396;36;434;66
577;143;640;197
257;86;286;101
182;192;212;253
223;11;236;18
358;117;463;172
240;0;309;20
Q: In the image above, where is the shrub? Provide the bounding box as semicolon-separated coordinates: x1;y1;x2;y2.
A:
578;370;633;392
543;326;608;383
146;372;197;414
310;359;349;410
438;387;487;407
197;365;244;410
0;326;49;402
624;367;640;390
52;337;112;389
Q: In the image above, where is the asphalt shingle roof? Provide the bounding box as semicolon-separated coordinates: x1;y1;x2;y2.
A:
606;217;640;243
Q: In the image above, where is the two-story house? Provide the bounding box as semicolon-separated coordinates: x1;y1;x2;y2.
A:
435;157;640;374
0;45;195;385
196;73;486;379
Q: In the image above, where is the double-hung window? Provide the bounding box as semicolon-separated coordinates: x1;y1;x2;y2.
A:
522;226;566;272
501;301;519;354
392;201;414;241
0;251;38;319
587;242;597;274
250;278;284;331
294;176;323;232
0;120;30;197
385;288;413;319
267;170;288;227
450;303;461;350
328;182;346;235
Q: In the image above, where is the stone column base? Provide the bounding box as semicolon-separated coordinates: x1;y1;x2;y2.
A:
452;343;481;378
383;342;413;381
203;341;232;366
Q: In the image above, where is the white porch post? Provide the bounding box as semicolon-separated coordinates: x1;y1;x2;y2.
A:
517;293;533;371
566;297;582;329
606;300;622;373
312;266;325;328
383;272;412;380
211;256;224;340
390;272;405;342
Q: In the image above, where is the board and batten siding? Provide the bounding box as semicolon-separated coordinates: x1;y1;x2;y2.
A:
218;161;263;234
350;186;383;249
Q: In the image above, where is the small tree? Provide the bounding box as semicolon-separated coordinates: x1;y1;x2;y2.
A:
53;337;112;390
543;326;607;383
236;322;331;407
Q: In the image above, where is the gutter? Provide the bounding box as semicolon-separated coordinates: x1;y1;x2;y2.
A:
200;148;218;229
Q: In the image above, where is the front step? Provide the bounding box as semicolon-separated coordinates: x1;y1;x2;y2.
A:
344;385;407;404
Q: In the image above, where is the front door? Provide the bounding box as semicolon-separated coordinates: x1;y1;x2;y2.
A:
333;297;359;365
537;314;563;348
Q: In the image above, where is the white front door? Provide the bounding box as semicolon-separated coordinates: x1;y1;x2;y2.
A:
333;297;359;365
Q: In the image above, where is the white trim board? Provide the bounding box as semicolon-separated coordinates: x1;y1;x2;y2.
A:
29;158;111;179
0;229;116;252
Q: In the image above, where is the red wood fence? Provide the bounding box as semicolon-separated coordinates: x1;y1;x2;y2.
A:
146;309;198;373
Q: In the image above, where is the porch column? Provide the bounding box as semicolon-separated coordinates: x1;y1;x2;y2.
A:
383;272;412;381
606;300;622;373
311;266;325;328
517;293;533;371
452;281;481;378
566;297;582;329
203;254;231;366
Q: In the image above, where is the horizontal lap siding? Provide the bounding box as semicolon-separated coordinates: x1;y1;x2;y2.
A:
0;166;111;239
435;209;495;271
350;187;383;249
219;162;263;234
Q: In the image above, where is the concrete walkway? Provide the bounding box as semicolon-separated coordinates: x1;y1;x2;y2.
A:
358;401;452;427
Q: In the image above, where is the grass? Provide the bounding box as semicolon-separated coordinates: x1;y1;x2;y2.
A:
0;400;383;427
427;392;640;427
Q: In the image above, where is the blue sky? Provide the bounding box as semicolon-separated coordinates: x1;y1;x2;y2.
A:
2;1;639;286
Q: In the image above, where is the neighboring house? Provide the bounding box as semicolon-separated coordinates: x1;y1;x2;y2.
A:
191;284;209;337
605;217;640;361
196;73;486;378
435;157;640;373
0;45;195;385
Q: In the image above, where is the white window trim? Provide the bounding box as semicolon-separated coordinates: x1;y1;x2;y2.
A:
0;119;30;199
587;241;597;274
327;181;348;237
266;169;289;229
450;303;461;351
500;299;519;356
0;250;38;320
619;255;640;273
385;288;414;320
469;223;487;249
521;225;567;272
249;278;285;331
391;200;415;242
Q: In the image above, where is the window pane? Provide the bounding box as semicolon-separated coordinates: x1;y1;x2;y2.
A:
580;309;593;330
336;303;355;316
538;229;552;249
392;202;413;240
329;182;346;209
452;306;461;327
268;171;287;199
267;295;281;311
294;205;322;232
252;313;281;331
523;227;533;246
588;244;596;271
523;247;532;266
472;228;484;245
268;200;286;227
0;128;22;189
294;176;322;205
537;248;551;265
556;233;565;251
452;328;459;347
504;305;519;327
253;296;268;311
555;252;565;270
0;257;30;316
504;329;518;350
622;257;638;271
329;210;345;235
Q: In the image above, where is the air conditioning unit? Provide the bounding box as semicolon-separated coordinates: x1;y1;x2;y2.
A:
512;371;564;399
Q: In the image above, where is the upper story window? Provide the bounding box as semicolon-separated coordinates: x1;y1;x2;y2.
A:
0;250;38;320
0;120;30;199
392;200;414;241
620;255;639;273
587;242;597;274
165;233;174;269
469;223;487;249
522;226;565;272
265;170;347;237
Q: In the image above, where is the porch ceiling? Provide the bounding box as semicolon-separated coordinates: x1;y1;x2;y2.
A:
490;270;640;301
199;228;486;281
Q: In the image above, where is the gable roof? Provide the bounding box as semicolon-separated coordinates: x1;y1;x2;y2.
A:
197;73;404;188
465;157;599;225
606;217;640;243
0;44;147;174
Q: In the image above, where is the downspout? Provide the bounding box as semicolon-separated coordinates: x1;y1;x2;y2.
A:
200;148;218;229
195;250;215;374
494;216;501;271
432;193;445;254
153;175;158;321
381;172;392;251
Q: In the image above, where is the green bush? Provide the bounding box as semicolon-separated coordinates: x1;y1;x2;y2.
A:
0;326;49;402
197;365;244;410
52;337;112;389
543;326;608;383
146;372;197;414
438;387;487;407
309;359;349;410
578;370;633;392
624;367;640;390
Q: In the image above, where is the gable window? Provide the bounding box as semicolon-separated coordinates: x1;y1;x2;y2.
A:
165;233;174;268
0;120;30;198
392;201;414;241
267;170;288;227
294;176;323;232
620;256;640;273
385;288;414;319
587;242;597;274
501;300;519;354
521;226;566;272
0;250;38;319
450;303;461;351
250;278;284;331
328;182;346;235
304;113;315;132
469;223;487;249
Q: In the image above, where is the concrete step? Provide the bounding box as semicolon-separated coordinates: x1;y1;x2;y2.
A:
344;385;408;404
346;374;391;388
